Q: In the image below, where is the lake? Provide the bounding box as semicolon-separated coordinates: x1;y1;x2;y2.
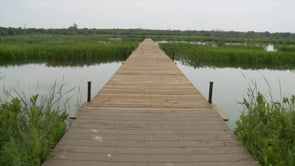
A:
0;63;121;113
177;62;295;129
1;62;295;129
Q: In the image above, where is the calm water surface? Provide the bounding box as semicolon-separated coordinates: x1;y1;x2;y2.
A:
1;62;295;129
0;63;121;113
176;62;295;128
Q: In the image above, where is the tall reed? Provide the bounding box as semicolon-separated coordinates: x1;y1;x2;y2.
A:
235;86;295;165
0;42;137;66
160;42;295;69
0;85;69;165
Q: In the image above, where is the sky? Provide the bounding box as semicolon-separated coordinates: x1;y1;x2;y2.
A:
0;0;294;32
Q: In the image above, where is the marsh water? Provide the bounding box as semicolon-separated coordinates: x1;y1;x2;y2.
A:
177;63;295;128
1;61;295;129
0;63;121;113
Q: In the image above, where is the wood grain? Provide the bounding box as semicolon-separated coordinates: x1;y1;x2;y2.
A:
43;39;255;166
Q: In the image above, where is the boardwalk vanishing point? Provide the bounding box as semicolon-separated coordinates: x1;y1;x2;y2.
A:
43;39;255;166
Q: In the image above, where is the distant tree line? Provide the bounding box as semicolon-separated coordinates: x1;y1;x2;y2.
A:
0;26;295;40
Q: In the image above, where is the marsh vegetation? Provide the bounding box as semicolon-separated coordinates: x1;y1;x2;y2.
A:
0;41;137;66
235;86;295;165
160;42;295;69
1;27;295;165
0;91;68;165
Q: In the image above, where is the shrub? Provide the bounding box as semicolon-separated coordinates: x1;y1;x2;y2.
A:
235;90;295;165
0;94;68;165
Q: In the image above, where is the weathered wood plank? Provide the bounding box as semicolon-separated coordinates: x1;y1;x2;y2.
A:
43;39;255;165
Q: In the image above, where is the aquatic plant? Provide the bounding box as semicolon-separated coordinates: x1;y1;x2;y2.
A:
0;41;137;66
0;91;68;165
235;87;295;165
160;42;295;69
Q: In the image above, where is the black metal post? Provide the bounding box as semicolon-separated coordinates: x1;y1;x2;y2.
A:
172;53;175;61
87;81;91;102
208;81;213;104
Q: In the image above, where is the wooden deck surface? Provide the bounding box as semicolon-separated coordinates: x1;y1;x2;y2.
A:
43;39;255;166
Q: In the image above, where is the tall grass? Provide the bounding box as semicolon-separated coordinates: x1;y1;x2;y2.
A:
235;85;295;165
0;85;69;165
160;42;295;69
0;34;143;44
0;42;137;66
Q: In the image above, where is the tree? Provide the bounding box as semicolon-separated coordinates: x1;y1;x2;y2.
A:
68;23;78;30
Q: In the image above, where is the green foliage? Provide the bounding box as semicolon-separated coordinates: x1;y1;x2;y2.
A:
1;27;295;44
0;94;68;165
160;42;295;69
1;31;294;67
0;41;137;66
235;91;295;165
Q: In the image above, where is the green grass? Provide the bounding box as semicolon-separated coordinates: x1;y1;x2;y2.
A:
0;34;142;44
0;41;137;66
235;88;295;165
160;42;295;69
0;91;68;165
1;33;294;68
1;28;295;44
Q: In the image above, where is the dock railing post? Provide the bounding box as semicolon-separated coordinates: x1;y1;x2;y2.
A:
87;81;91;102
172;53;175;61
208;81;213;104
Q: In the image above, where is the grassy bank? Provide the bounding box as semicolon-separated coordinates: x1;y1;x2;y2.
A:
235;90;295;165
0;92;68;165
1;28;295;44
160;42;295;69
1;32;294;68
0;41;138;66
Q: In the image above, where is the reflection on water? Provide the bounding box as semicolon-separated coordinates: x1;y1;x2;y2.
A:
1;61;295;130
176;61;295;129
0;63;121;113
0;57;124;67
157;40;209;45
157;40;277;52
265;44;277;52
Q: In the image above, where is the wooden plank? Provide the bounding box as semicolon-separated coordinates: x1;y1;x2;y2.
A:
43;39;255;165
213;104;229;121
69;111;78;119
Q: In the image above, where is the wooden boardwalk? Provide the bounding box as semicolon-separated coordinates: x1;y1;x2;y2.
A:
43;39;255;166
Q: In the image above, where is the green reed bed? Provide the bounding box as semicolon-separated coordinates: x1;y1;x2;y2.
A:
278;45;295;52
0;92;68;165
235;89;295;165
0;42;137;66
160;43;295;69
0;34;143;45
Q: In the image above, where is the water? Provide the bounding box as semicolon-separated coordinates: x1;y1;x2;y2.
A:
1;62;295;129
157;41;210;45
265;44;277;52
176;61;295;129
0;63;121;113
157;40;277;52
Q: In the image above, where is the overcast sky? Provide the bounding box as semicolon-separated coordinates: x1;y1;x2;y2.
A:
0;0;294;32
